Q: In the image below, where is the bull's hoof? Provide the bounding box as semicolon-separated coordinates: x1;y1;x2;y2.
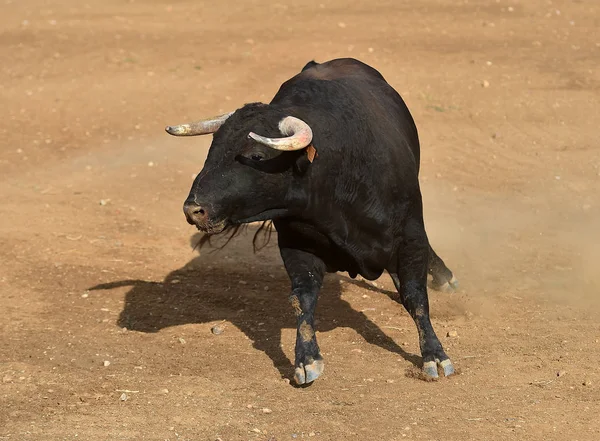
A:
422;358;455;379
294;359;324;385
431;276;459;294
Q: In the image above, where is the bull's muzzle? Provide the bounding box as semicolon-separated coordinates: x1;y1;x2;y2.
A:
183;200;227;234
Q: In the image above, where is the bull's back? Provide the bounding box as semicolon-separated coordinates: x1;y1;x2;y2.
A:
299;58;386;83
274;59;420;170
273;59;421;190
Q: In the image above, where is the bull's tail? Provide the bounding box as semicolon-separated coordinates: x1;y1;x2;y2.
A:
428;245;458;292
301;60;319;72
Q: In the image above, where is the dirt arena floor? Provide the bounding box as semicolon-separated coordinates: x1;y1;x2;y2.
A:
1;0;599;439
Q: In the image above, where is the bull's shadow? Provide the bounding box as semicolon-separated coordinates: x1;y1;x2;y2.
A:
90;232;420;381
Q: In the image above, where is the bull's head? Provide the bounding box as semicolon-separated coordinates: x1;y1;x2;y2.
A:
165;104;313;234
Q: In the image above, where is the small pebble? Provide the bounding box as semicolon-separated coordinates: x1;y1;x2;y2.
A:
583;379;592;386
148;161;154;167
262;408;272;414
211;324;226;335
178;337;186;344
99;199;110;206
81;292;89;298
103;360;111;367
309;432;316;437
120;393;128;401
251;428;262;434
482;80;490;88
557;370;567;377
447;330;458;338
238;280;248;285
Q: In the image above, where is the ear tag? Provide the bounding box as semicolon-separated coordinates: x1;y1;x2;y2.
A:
306;145;318;163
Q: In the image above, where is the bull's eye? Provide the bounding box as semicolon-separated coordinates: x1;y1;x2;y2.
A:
250;153;263;161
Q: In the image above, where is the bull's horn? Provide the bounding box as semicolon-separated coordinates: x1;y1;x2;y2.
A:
248;116;313;151
165;111;234;136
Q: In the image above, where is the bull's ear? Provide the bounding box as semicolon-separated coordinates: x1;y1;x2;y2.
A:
294;146;317;175
306;145;318;163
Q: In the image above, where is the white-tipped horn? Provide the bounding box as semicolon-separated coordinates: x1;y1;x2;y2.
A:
165;111;234;136
248;116;313;151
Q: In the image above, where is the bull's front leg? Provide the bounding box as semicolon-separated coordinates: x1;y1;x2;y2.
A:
280;247;326;385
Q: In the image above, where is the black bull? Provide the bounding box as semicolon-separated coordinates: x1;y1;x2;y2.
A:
165;58;458;384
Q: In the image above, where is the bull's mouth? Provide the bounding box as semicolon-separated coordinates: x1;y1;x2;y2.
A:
192;219;228;235
190;208;288;235
232;208;289;225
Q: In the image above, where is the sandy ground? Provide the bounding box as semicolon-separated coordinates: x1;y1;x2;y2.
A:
1;0;600;440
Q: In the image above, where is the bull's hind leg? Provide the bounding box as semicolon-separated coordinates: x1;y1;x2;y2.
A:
389;218;454;379
428;245;458;293
280;247;326;385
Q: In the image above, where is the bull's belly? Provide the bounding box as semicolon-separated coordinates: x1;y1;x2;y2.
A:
324;246;388;280
275;218;394;280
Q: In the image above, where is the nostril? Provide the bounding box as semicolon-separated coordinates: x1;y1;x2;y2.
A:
184;202;208;220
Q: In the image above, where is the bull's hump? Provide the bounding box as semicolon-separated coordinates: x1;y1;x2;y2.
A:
299;58;384;82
